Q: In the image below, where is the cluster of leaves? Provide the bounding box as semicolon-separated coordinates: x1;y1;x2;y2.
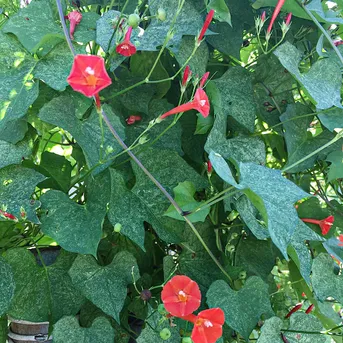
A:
0;0;343;342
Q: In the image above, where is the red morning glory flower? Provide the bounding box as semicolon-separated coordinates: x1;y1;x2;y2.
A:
66;11;82;40
197;9;215;45
266;0;286;34
301;215;334;235
67;55;112;98
183;308;225;343
160;88;210;119
116;26;137;57
161;275;201;317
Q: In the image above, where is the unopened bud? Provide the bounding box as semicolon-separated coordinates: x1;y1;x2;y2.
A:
157;8;166;21
114;223;122;233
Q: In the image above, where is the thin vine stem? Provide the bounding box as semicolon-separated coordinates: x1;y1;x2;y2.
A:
56;0;231;283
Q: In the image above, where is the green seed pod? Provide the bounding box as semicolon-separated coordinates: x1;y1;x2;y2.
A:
182;337;193;343
114;223;122;233
128;13;140;28
157;8;166;21
160;328;171;340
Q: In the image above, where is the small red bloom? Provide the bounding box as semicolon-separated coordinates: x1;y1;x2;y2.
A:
197;9;215;44
261;11;266;22
183;308;225;343
66;11;82;40
161;275;201;317
126;115;142;125
267;0;286;34
67;55;112;98
301;215;334;235
305;304;314;314
182;65;192;87
199;72;210;88
285;13;292;26
285;303;302;319
160;88;210;119
116;26;137;57
207;160;213;174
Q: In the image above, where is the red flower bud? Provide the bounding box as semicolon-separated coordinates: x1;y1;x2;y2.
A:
207;160;213;174
67;11;82;40
305;304;314;314
285;12;292;26
0;209;17;221
182;65;192;87
267;0;286;34
126;115;142;125
261;11;266;22
285;303;303;319
197;9;215;44
199;72;210;88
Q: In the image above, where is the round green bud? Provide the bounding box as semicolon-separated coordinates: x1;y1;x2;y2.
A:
231;232;239;239
160;328;171;340
182;338;193;343
238;271;247;280
226;244;235;253
157;8;166;21
158;304;168;315
128;13;140;28
114;223;122;233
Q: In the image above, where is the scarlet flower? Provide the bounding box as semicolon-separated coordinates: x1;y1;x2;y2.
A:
116;26;137;57
261;11;266;22
199;72;210;88
161;275;201;317
305;304;314;314
67;54;112;97
66;11;82;40
126;115;142;125
182;65;192;88
301;215;334;235
267;0;286;34
285;303;302;319
160;88;210;119
197;9;215;44
183;308;225;343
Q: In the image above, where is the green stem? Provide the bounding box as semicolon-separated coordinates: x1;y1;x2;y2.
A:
282;131;343;172
297;0;343;66
281;328;342;336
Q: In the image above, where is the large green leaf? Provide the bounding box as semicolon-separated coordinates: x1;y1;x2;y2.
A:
0;257;15;316
306;0;343;25
138;0;213;52
280;104;340;173
284;312;331;343
318;107;343;132
53;316;115;343
0;130;33;169
206;0;253;59
0;32;39;144
38;97;125;174
311;253;343;304
207;67;256;132
208;0;231;25
68;251;140;322
289;221;324;285
131;147;207;243
256;317;283;343
209;152;308;257
164;181;210;223
2;0;63;54
207;277;274;340
274;42;342;110
0;165;45;223
5;248;84;323
40;172;110;256
326;150;343;181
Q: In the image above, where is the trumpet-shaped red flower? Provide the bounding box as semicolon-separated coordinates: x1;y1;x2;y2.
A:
116;26;137;57
301;215;334;235
183;308;225;343
161;275;201;317
67;55;112;97
126;115;142;125
197;10;215;44
267;0;286;34
199;72;210;88
160;88;210;119
67;11;82;40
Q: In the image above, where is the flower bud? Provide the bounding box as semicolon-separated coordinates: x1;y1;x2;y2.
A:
160;328;171;340
114;223;122;233
226;244;235;253
128;13;140;28
157;8;166;21
140;289;152;301
182;338;192;343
